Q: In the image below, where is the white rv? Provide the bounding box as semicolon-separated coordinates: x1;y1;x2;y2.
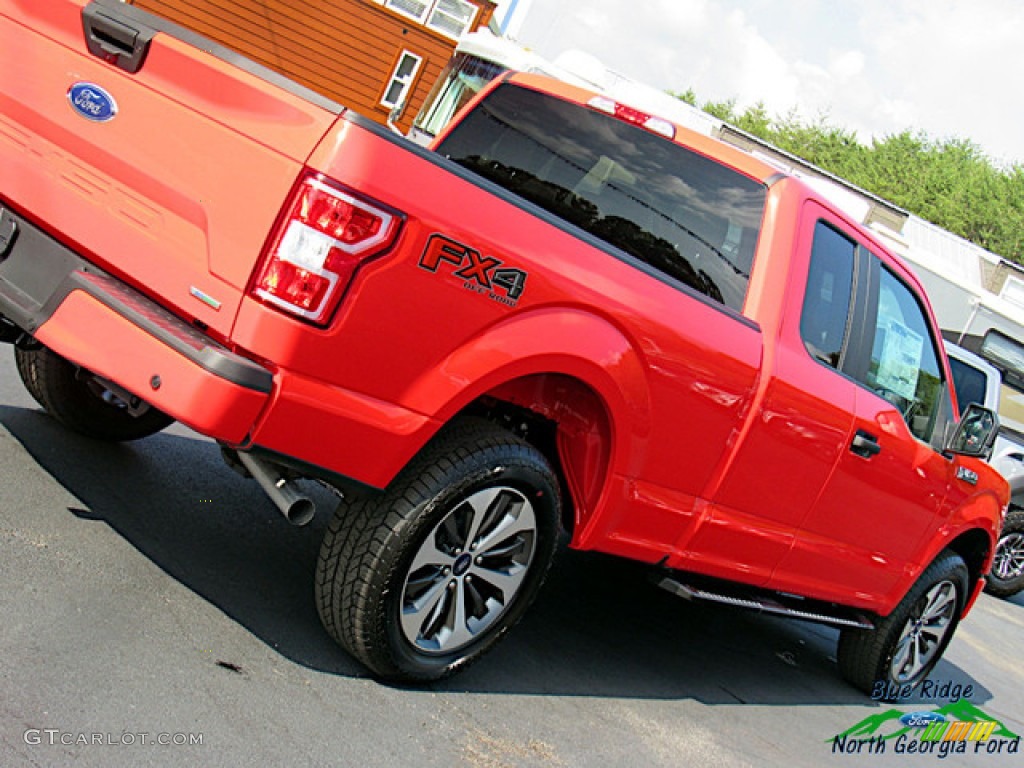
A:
408;31;720;146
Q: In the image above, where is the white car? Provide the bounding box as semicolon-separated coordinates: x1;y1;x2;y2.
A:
945;341;1024;598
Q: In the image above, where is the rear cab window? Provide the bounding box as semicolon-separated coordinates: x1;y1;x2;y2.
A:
434;82;767;312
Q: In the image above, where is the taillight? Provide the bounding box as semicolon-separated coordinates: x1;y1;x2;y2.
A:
252;173;402;325
587;96;676;140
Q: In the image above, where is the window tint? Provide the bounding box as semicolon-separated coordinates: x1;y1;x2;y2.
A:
801;222;855;368
864;267;945;441
435;83;767;311
948;357;989;417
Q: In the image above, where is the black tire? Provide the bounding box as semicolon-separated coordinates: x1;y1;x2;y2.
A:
14;343;46;408
837;551;968;699
14;344;173;442
315;418;561;682
985;507;1024;598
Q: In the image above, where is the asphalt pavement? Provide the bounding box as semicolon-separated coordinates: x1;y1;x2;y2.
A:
0;354;1021;767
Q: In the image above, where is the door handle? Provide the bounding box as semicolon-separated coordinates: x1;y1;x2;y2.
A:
850;429;881;458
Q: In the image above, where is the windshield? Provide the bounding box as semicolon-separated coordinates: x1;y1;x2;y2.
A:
981;330;1024;433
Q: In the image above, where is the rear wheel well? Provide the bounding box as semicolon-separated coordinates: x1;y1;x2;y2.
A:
459;374;613;540
466;400;569;531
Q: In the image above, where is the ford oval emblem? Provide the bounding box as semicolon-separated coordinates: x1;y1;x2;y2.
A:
67;82;118;122
899;711;946;728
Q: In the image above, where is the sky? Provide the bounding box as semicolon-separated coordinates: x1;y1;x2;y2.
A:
493;0;1024;167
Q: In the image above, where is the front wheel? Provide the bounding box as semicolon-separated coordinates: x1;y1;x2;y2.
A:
315;419;561;681
837;551;968;698
14;344;173;442
985;507;1024;598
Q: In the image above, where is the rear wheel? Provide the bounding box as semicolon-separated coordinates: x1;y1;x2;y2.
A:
14;344;173;442
985;508;1024;598
837;551;967;699
315;418;561;681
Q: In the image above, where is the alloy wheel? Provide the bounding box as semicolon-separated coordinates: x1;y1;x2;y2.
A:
400;486;537;654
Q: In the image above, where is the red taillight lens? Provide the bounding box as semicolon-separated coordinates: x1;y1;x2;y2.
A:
253;174;402;325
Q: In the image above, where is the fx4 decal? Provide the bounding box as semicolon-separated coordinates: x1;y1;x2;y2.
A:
419;234;527;307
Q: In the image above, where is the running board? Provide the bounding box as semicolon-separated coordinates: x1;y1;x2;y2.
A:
655;575;875;630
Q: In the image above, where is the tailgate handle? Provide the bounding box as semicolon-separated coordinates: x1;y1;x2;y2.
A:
82;4;156;74
850;429;882;459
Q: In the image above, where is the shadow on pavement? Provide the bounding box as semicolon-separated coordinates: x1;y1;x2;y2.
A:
0;404;994;708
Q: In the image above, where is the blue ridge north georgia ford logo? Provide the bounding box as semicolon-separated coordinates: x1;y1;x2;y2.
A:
67;82;118;122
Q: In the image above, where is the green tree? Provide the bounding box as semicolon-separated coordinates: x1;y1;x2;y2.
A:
672;90;1024;264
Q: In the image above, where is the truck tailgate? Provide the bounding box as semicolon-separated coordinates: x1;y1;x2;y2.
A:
0;0;340;338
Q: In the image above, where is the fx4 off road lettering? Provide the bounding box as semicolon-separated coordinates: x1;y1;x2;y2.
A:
419;234;527;306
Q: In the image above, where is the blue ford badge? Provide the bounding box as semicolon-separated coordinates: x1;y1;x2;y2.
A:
899;711;946;728
68;82;118;122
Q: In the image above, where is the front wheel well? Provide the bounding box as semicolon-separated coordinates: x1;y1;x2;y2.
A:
945;528;992;593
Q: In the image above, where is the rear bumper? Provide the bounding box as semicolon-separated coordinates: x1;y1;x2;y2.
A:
0;205;272;443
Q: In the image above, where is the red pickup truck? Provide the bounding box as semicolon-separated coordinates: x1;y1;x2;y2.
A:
0;0;1008;693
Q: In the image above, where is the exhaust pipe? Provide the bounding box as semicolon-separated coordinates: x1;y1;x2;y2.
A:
236;452;316;526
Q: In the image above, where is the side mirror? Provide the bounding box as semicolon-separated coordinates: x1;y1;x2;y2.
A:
945;403;999;460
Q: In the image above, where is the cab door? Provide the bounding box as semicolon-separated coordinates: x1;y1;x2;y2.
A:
769;250;958;606
692;209;860;583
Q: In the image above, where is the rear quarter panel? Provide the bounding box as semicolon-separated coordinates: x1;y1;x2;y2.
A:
234;115;764;547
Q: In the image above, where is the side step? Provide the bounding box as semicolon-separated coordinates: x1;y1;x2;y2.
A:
654;574;875;630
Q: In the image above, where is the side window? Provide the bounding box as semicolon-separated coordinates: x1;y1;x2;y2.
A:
800;222;855;368
380;51;423;110
426;0;479;38
863;267;947;442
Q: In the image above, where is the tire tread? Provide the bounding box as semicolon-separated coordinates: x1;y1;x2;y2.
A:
838;551;967;698
315;419;558;680
984;507;1024;598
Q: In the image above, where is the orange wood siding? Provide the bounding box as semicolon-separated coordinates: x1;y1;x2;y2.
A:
129;0;495;131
